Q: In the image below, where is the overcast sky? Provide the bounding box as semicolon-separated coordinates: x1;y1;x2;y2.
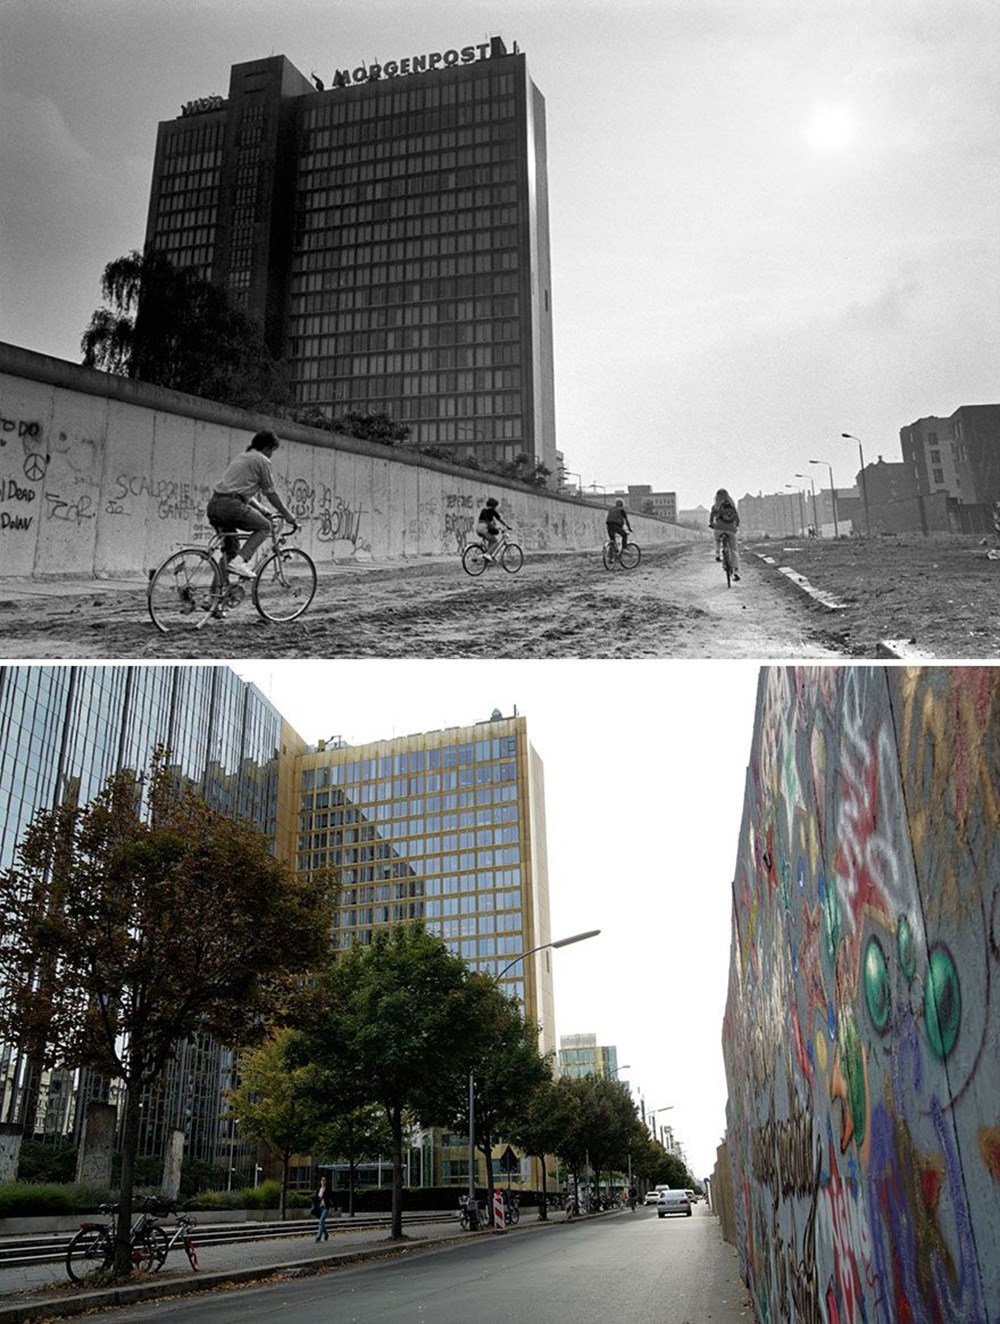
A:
1;0;997;508
233;658;763;1180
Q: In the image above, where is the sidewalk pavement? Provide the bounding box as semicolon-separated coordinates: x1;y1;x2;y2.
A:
0;1211;552;1323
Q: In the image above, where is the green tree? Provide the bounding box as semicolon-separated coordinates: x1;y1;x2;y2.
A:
81;248;289;411
303;926;494;1240
226;1029;325;1220
334;410;411;445
508;1075;565;1219
460;993;551;1219
0;752;330;1276
314;1104;392;1217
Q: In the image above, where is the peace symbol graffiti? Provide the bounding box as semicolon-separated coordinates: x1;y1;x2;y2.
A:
23;453;47;483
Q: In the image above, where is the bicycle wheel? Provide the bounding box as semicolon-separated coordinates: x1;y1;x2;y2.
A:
602;541;616;570
620;542;641;569
253;548;317;622
134;1225;169;1272
183;1235;200;1271
66;1226;113;1282
148;549;222;634
722;540;733;588
462;543;488;576
507;1203;520;1225
500;542;523;573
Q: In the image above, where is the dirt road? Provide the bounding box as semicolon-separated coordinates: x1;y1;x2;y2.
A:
0;543;847;660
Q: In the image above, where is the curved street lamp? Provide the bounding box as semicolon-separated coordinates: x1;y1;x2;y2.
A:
809;459;839;537
842;433;872;537
467;929;601;1214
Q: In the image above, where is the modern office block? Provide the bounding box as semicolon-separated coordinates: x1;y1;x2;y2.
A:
144;37;556;474
0;665;305;1177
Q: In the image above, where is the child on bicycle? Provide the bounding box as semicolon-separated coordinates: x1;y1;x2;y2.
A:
709;488;740;580
207;431;299;579
476;497;510;559
606;499;632;555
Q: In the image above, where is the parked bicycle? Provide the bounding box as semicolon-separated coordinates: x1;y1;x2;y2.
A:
461;528;524;576
146;1199;199;1271
147;518;317;633
500;1190;520;1225
65;1198;168;1282
457;1193;487;1231
602;534;640;570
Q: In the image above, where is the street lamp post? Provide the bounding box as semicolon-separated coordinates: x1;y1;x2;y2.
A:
795;474;818;534
809;459;839;537
467;929;601;1222
785;484;805;535
842;433;872;537
561;469;583;496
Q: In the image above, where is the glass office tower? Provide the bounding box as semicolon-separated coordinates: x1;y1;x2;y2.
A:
295;709;553;1186
0;666;305;1175
144;37;556;474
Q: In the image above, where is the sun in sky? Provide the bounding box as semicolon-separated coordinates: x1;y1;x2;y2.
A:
802;102;858;153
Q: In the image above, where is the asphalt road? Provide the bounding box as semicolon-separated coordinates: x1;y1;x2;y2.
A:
0;542;846;659
93;1206;751;1324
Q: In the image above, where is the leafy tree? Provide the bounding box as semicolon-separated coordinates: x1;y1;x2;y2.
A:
458;993;551;1220
314;1104;392;1218
302;926;494;1240
81;248;289;411
508;1076;565;1219
493;452;551;488
226;1029;326;1219
0;751;330;1276
334;410;411;446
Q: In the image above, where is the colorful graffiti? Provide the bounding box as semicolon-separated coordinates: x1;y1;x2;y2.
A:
724;667;1000;1324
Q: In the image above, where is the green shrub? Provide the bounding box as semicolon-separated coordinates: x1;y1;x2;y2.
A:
0;1183;76;1218
242;1179;282;1209
16;1142;77;1185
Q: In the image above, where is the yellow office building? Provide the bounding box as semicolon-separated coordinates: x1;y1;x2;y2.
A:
292;707;554;1187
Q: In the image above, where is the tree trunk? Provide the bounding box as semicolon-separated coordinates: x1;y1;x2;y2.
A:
114;1076;143;1276
280;1150;290;1219
538;1153;548;1220
348;1155;356;1216
389;1111;404;1240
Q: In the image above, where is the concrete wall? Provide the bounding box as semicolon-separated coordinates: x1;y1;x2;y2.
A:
723;667;1000;1324
0;343;699;580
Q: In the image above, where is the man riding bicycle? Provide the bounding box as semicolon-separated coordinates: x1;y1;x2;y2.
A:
709;488;741;581
207;430;299;579
606;499;632;557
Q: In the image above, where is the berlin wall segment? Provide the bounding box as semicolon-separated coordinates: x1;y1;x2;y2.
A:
723;666;1000;1324
0;342;695;580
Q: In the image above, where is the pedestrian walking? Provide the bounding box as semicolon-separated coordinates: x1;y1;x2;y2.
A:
312;1174;334;1241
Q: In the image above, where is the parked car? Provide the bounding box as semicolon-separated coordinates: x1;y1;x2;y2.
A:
657;1188;692;1217
643;1190;660;1206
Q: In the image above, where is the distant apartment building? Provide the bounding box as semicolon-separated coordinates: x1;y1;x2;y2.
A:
143;37;556;476
617;485;677;523
900;405;1000;533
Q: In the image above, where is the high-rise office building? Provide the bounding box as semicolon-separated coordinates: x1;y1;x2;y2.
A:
0;665;306;1176
144;36;556;475
295;710;553;1186
0;670;553;1189
558;1033;619;1082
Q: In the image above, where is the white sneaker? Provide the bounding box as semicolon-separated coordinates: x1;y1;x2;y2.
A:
227;560;255;580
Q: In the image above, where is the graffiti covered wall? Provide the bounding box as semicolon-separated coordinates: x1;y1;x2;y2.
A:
0;343;698;579
723;667;1000;1324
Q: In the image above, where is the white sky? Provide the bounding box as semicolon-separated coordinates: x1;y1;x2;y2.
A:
235;658;763;1180
1;0;997;509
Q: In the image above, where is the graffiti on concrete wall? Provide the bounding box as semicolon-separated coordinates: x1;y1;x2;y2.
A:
724;667;1000;1324
287;477;370;556
0;414;48;534
105;473;208;523
444;490;476;550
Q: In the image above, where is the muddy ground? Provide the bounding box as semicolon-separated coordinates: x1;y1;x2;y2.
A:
0;534;995;661
753;532;1000;659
